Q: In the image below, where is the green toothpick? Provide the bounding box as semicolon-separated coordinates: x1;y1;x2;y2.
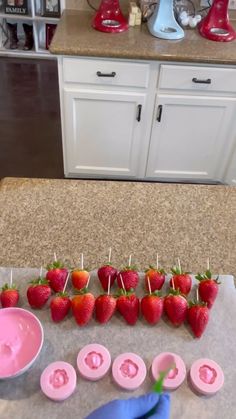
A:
146;363;175;417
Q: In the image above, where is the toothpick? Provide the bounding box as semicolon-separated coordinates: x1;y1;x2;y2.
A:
108;248;112;263
196;287;199;303
177;258;181;272
147;276;152;295
39;266;43;279
10;269;13;288
81;253;84;270
207;258;210;271
54;252;57;262
156;254;159;270
128;254;132;267
86;274;90;289
172;278;175;290
107;275;111;296
63;272;70;294
119;274;126;293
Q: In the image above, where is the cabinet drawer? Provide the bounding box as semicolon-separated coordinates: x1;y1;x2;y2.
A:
159;65;236;93
63;58;150;88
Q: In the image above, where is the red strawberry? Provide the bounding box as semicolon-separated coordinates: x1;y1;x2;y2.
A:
164;290;188;326
95;294;116;324
71;290;95;326
144;266;165;292
188;301;209;338
196;270;220;309
0;284;19;308
50;292;71;322
27;278;51;309
46;261;68;293
141;292;164;325
117;290;139;325
71;269;89;290
117;267;139;291
97;264;117;291
170;266;192;295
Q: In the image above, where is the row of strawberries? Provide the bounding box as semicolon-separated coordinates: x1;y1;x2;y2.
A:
0;258;220;339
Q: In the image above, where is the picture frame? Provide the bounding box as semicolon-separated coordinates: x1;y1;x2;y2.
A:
45;23;57;49
4;0;28;15
42;0;60;18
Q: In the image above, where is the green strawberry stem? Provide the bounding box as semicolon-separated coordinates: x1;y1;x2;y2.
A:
195;270;220;284
29;277;49;286
47;260;64;270
1;283;18;291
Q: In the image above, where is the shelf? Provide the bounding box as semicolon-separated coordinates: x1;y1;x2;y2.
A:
0;46;57;58
34;16;60;22
0;12;33;20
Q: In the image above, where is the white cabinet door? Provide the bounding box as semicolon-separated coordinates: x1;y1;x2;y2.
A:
224;143;236;185
62;88;146;178
146;94;236;181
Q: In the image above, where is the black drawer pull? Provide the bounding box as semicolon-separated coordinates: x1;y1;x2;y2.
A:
156;105;163;122
96;71;116;77
192;77;211;84
137;104;142;122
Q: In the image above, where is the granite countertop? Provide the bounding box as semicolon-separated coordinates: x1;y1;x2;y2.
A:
0;177;236;277
50;9;236;65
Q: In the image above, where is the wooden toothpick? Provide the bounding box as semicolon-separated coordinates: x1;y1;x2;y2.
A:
63;272;70;294
39;266;43;279
10;269;13;288
196;287;199;303
156;253;159;270
107;275;111;296
54;252;57;262
119;274;126;293
172;277;175;291
81;253;84;270
207;258;210;271
177;258;181;272
128;254;132;267
108;248;112;263
147;276;152;295
86;274;90;289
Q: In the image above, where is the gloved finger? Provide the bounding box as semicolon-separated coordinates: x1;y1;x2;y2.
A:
124;392;160;417
150;393;170;419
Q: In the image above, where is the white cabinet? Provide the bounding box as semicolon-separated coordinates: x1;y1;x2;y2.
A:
224;143;236;185
146;94;236;181
63;88;146;177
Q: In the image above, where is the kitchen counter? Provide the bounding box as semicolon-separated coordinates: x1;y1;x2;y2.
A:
0;177;236;276
50;9;236;65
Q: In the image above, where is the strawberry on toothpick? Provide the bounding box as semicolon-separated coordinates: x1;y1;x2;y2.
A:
195;258;220;309
141;277;164;325
95;275;116;324
50;272;71;322
46;253;68;293
117;254;139;291
170;258;192;296
71;253;90;290
1;269;19;308
97;248;117;291
71;274;95;326
188;288;209;338
116;275;139;325
27;268;51;309
144;253;165;292
164;278;188;326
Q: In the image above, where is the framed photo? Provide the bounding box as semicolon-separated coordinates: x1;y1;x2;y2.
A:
45;23;57;49
4;0;28;15
42;0;60;18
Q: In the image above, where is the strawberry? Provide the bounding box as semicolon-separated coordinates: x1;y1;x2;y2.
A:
196;270;220;309
0;284;19;308
117;290;139;325
117;266;139;291
95;294;116;324
27;278;51;309
46;260;68;293
71;289;95;326
188;301;209;338
144;266;165;292
164;290;188;326
170;266;192;295
50;292;71;322
141;291;164;325
71;269;89;290
97;264;117;291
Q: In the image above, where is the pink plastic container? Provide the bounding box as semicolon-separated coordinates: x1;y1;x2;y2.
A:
40;361;77;401
151;352;186;390
112;352;147;390
190;358;224;395
77;343;111;381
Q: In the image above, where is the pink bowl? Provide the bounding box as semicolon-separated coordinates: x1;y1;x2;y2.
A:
112;352;147;390
151;352;186;390
190;358;224;395
0;307;44;380
40;361;77;401
77;343;111;381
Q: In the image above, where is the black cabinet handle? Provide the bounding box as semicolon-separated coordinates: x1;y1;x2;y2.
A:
137;104;142;122
156;105;163;122
96;71;116;77
192;77;211;84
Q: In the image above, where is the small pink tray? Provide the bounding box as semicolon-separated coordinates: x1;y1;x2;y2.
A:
190;358;224;395
77;343;111;381
40;361;77;401
112;352;147;390
151;352;186;390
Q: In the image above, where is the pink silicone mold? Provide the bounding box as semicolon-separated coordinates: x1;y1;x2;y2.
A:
40;361;77;401
112;352;147;390
151;352;186;390
77;343;111;381
190;358;224;395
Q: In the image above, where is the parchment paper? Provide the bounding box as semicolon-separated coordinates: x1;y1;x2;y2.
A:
0;268;235;419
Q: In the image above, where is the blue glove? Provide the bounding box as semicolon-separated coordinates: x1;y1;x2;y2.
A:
85;392;170;419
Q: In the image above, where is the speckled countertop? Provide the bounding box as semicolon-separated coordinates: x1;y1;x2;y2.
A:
50;9;236;65
0;177;236;276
